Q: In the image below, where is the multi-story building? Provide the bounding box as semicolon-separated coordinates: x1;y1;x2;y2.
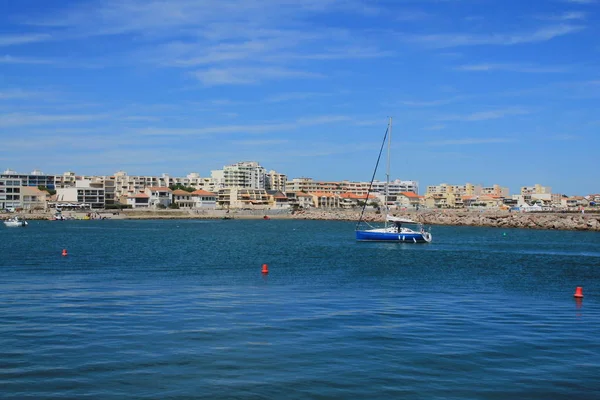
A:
172;190;194;209
55;180;106;209
21;187;48;210
520;184;551;195
0;177;22;210
371;179;419;195
218;187;270;209
265;170;287;191
191;190;217;209
212;161;266;190
285;178;341;194
2;169;56;189
143;187;172;208
426;183;482;196
481;184;509;198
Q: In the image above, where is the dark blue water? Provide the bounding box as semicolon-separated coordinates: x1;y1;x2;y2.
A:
1;220;599;399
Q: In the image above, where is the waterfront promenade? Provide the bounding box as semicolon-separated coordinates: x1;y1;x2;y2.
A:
6;208;600;231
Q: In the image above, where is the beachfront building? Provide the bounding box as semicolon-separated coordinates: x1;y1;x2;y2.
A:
20;187;48;211
481;184;510;198
339;192;374;209
267;190;289;208
310;192;341;208
126;193;150;208
172;189;194;209
521;184;551;196
0;177;22;211
143;187;172;208
218;188;270;209
286;178;341;194
286;192;314;209
395;192;422;209
54;171;78;188
211;161;266;190
371;179;419;195
54;180;105;209
2;168;56;190
191;190;217;209
265;170;287;191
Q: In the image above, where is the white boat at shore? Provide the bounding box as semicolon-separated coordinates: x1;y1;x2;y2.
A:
3;216;28;227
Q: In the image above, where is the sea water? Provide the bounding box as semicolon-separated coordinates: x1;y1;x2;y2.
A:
1;219;599;399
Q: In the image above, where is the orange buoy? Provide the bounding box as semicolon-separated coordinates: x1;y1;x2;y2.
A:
261;263;269;274
61;249;68;256
574;286;584;298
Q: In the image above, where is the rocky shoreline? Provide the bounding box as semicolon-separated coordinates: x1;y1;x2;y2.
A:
291;209;600;231
5;209;599;231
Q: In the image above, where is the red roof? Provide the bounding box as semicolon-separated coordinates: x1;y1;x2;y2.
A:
191;190;216;196
399;192;420;198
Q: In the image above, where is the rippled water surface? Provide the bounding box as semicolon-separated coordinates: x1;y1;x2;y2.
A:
1;220;599;399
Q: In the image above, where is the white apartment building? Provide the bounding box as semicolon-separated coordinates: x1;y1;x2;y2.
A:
143;187;172;208
481;184;510;197
371;179;419;195
265;170;287;191
426;183;482;196
211;161;266;190
55;180;106;209
2;168;56;189
521;184;551;195
0;177;22;210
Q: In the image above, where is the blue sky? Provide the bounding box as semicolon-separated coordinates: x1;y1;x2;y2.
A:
1;0;598;195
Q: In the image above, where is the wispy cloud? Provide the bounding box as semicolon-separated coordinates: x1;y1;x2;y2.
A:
0;55;53;64
0;113;107;127
438;108;530;122
426;138;515;146
0;33;51;47
0;90;46;100
563;0;596;4
193;66;323;86
400;97;465;107
423;124;446;131
264;92;333;103
136;115;354;136
230;139;289;146
406;24;584;48
455;63;570;73
536;11;587;21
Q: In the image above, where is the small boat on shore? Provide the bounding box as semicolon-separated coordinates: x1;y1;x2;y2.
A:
3;216;28;227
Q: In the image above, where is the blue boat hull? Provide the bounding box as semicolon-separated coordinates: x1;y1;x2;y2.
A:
356;230;430;243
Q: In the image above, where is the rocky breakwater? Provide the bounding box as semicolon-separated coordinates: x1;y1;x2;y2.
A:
417;210;600;231
290;209;600;231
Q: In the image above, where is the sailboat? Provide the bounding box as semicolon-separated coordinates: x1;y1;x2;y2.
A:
355;117;432;243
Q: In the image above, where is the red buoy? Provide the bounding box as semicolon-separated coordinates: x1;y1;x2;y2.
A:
61;249;68;257
574;287;584;298
261;264;269;274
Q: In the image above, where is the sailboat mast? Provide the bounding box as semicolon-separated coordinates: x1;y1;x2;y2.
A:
385;117;392;215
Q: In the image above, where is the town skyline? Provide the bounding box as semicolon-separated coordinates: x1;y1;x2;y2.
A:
2;163;595;198
2;1;599;195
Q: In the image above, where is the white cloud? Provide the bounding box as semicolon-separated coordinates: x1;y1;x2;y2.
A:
406;24;584;48
193;66;323;85
438;108;530;122
0;33;51;46
426;138;515;146
400;97;465;107
135;115;355;136
0;113;107;127
455;63;570;73
0;55;53;64
537;11;587;21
